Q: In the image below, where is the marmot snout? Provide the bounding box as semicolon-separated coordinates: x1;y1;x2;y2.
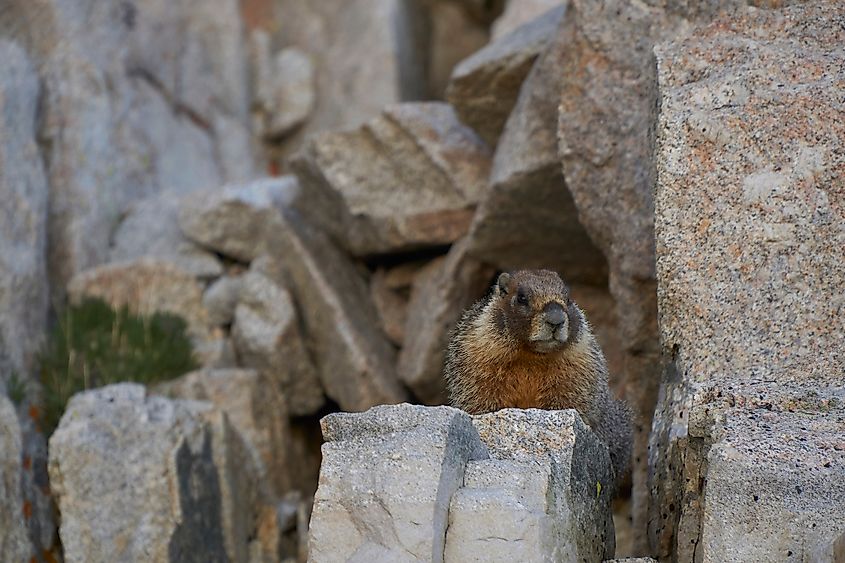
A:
444;269;633;484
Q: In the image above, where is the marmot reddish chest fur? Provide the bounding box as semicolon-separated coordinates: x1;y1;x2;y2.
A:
445;269;633;482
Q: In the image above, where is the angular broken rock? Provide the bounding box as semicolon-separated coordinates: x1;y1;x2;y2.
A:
0;395;32;561
66;258;212;341
369;267;411;347
465;8;607;284
231;268;324;416
109;192;223;280
650;4;845;561
398;239;494;404
179;177;299;263
427;0;490;99
253;40;316;140
491;0;563;39
291;102;492;257
203;274;244;327
48;384;263;563
309;404;488;562
445;409;615;562
270;217;408;411
156;368;294;499
446;4;564;146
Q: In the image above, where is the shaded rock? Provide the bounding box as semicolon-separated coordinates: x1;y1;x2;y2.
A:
397;239;494;404
491;0;563;39
0;39;49;381
109;193;224;280
0;396;32;561
310;404;487;562
270;217;408;411
274;0;429;156
445;409;615;562
193;335;238;369
370;268;411;347
232;269;324;416
203;275;244;327
427;1;490;99
569;284;624;399
446;5;564;146
465;7;607;285
179;177;298;263
48;383;263;563
252;35;316;140
157;368;294;498
650;4;845;561
66;258;211;341
8;0;256;293
291;102;492;257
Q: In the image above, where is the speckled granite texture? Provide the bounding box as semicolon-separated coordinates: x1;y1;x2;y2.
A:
650;3;845;561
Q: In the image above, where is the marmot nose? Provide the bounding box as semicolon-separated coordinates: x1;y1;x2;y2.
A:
543;302;566;326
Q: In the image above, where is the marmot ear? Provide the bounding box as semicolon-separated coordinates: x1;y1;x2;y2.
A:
496;272;511;295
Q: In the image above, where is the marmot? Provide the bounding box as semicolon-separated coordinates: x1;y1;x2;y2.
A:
445;269;633;483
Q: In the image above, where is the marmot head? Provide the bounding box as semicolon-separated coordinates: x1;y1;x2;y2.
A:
490;269;582;354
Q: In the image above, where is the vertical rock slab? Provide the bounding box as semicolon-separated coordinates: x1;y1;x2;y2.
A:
465;7;608;284
445;409;615;562
0;39;49;382
309;404;487;562
48;383;262;562
273;216;408;411
651;4;845;561
397;239;494;404
291;102;492;257
0;396;32;561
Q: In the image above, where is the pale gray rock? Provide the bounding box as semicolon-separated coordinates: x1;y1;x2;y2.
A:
274;0;428;157
291;102;492;257
179;177;298;263
253;42;316;140
491;0;563;39
651;4;845;561
48;383;262;563
232;269;324;416
465;7;607;285
309;404;488;562
448;409;615;562
397;239;494;404
156;368;294;498
109;193;224;280
0;40;49;381
0;396;32;561
203;275;244;327
270;217;408;411
446;5;564;146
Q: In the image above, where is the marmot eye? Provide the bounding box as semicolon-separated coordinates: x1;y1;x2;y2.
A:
516;292;529;306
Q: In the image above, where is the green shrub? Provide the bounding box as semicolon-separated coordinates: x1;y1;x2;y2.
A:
39;298;198;435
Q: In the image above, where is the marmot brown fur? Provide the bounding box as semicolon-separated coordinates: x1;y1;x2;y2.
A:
445;269;633;483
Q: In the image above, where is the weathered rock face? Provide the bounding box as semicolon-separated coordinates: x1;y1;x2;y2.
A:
491;0;563;39
179;177;299;263
156;368;294;498
0;40;49;382
465;5;607;284
398;239;493;404
309;404;487;562
272;216;408;411
0;0;257;294
309;404;616;562
232;268;324;416
48;384;264;563
292;102;492;257
109;193;224;280
651;4;845;561
0;396;32;561
447;4;564;146
446;409;615;562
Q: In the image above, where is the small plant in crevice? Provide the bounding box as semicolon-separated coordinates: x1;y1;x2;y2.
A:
38;298;198;435
6;371;27;406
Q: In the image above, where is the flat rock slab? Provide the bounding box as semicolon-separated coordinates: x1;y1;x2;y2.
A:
650;3;845;561
292;102;492;257
447;4;564;146
48;383;262;563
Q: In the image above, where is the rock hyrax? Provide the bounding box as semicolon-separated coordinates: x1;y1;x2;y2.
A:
445;269;632;482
